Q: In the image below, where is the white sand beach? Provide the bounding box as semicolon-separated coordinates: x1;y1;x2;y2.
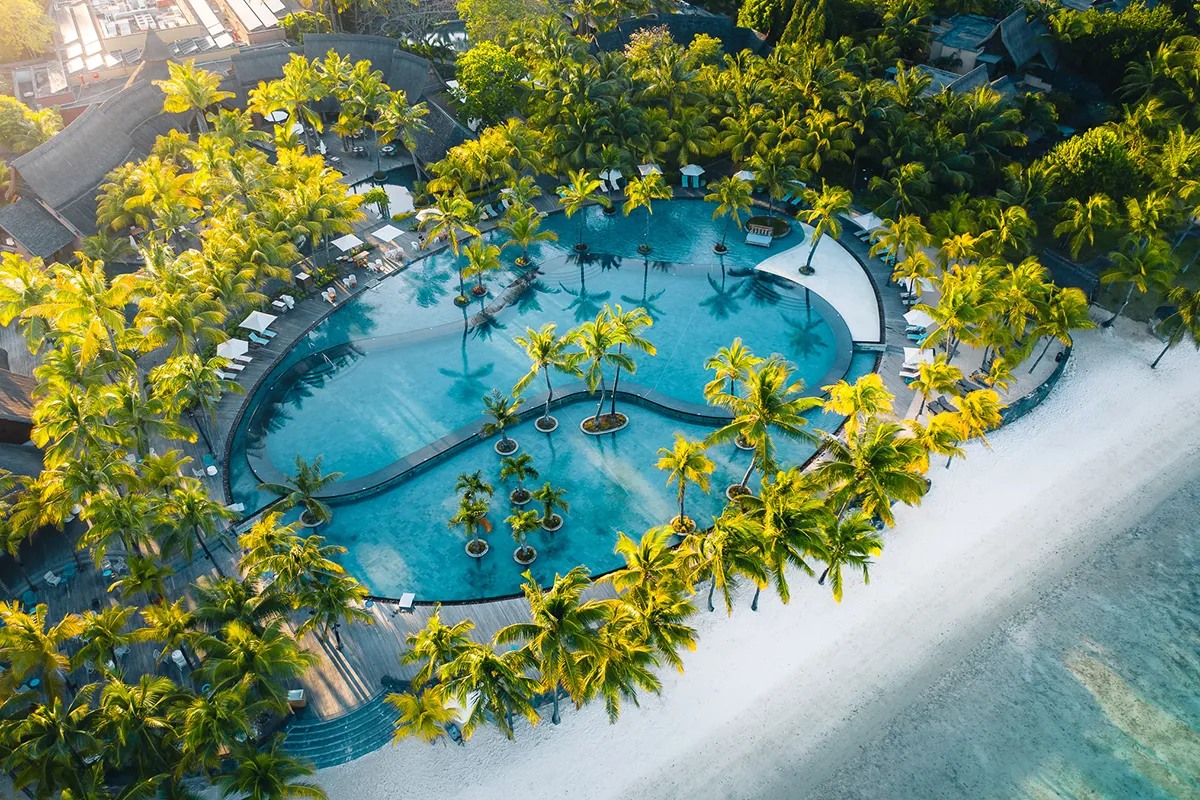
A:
315;317;1200;800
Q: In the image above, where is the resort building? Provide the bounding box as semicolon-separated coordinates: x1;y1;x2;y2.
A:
929;11;1058;80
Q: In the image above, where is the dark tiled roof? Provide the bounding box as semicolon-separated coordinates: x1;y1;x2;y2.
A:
949;65;991;92
988;10;1058;70
0;199;75;257
0;442;43;476
595;15;764;55
0;369;35;424
933;14;998;51
411;100;470;166
231;45;300;88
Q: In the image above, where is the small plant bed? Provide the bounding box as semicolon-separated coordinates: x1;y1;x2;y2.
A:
466;540;489;558
637;243;652;254
494;438;519;455
574;243;589;252
470;284;488;297
746;215;792;238
541;514;563;532
603;206;617;216
581;413;629;434
454;295;471;307
513;545;538;565
798;264;815;276
535;416;559;433
726;484;752;501
510;488;531;506
299;510;323;528
515;257;531;268
734;435;755;451
670;515;697;534
713;242;728;254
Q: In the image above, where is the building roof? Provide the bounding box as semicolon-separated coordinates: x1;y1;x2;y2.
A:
411;100;471;166
595;15;765;55
0;199;76;257
123;29;174;88
0;369;35;426
986;10;1058;70
0;443;44;477
933;14;998;51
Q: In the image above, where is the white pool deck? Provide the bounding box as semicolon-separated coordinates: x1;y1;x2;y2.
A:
755;222;882;343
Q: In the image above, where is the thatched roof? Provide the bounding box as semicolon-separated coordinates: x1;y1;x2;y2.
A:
0;443;43;477
949;64;991;92
230;44;300;89
0;369;34;426
594;15;764;55
987;10;1058;70
411;100;471;166
0;199;75;257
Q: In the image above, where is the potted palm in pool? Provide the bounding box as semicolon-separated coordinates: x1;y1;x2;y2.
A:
500;453;538;506
508;509;540;565
531;482;568;532
451;495;492;558
482;389;522;455
257;455;344;527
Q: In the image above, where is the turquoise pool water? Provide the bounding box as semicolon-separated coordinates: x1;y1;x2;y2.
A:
228;200;877;600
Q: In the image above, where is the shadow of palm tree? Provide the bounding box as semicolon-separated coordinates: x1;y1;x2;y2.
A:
699;264;745;320
405;258;454;308
730;266;785;307
439;329;496;403
560;255;612;322
782;313;829;360
620;259;668;321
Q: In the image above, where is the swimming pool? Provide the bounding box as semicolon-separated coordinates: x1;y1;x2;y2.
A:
227;200;878;601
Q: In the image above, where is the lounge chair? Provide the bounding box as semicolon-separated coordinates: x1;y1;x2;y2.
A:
232;354;253;364
260;329;277;339
61;563;77;580
745;223;774;248
248;333;269;346
44;571;62;587
215;370;236;381
202;454;218;476
280;294;295;309
394;592;416;614
224;362;245;372
191;467;207;478
170;650;188;670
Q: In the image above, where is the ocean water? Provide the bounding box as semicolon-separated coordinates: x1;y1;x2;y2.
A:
810;478;1200;799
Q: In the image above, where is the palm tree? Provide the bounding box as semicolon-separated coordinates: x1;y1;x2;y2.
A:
952;389;1006;461
217;736;327;800
1152;285;1200;368
200;620;317;712
453;470;494;504
386;686;455;744
559;169;611;251
605;526;683;602
749;148;806;222
500;453;538;504
400;607;474;687
869;214;930;272
705;176;753;253
910;354;963;417
870;162;932;217
463;239;502;297
110;555;175;604
1029;287;1094;372
822;372;895;436
27;258;134;368
655;435;714;533
703;338;763;400
812;511;883;603
531;482;569;531
622;172;672;254
500;204;558;267
164;476;236;574
374;90;430;178
496;567;607;724
906;413;966;473
442;641;540;740
137;597;200;669
578;604;663;722
0;252;52;353
797;183;852;274
512;323;580;431
297;573;372;650
705;357;824;494
96;674;183;781
813;418;927;526
1054;194;1116;259
104;375;196;459
420;192;480;305
192;575;290;634
604;303;656;420
74;604;137;674
0;601;82;699
1100;237;1175;327
481;389;522;454
571;312;633;430
450;495;492;557
258;455;345;526
173;687;253;775
257;534;347;603
508;509;541;563
680;509;767;614
340;61;390;172
738;469;832;607
6;690;99;797
154;59;232;134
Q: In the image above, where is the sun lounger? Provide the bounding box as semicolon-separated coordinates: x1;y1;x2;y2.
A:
202;454;218;476
899;366;920;379
191;467;207;478
260;329;277;339
170;650;188;670
224;362;245;372
248;333;269;346
232;354;253;364
44;571;62;587
215;370;237;381
396;592;416;614
500;196;513;209
745;223;774;248
224;502;245;513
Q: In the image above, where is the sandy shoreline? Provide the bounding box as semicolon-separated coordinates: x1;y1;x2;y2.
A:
315;318;1200;800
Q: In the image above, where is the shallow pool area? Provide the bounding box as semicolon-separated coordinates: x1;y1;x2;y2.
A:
227;200;880;601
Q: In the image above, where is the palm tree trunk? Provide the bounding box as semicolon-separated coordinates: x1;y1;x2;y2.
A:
750;585;760;611
1104;284;1136;327
1151;339;1173;369
196;111;209;135
333;624;342;650
190;409;213;452
593;376;607;422
608;347;624;419
1029;337;1055;373
707;575;716;612
1172;218;1194;252
678;483;686;524
739;453;756;490
805;238;818;270
541;370;554;422
194;527;227;579
11;557;36;593
551;686;560;724
721;215;731;248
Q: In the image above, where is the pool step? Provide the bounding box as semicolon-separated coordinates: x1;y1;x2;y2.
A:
289;351;366;394
281;692;399;770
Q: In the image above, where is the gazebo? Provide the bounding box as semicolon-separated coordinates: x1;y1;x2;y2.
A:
680;164;706;188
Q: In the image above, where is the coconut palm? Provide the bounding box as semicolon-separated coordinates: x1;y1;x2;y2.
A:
136;597;200;669
134;288;226;358
450;496;491;556
499;453;539;503
192;575;290;634
869;215;931;271
74;605;137;675
738;469;832;607
238;511;303;579
507;509;541;563
173;687;254;775
705;356;824;492
1055;194;1116;259
6;690;99;797
218;736;327;800
154;59;232;134
442;642;540;740
679;509;768;614
571;312;633;429
257;455;345;526
870;162;932;217
953;388;1005;455
109;555;175;604
0;601;82;699
531;482;569;530
80;489;159;561
1100;237;1175;326
1029;286;1094;372
748;148;806;222
199;620;317;712
256;534;347;603
374;90;430;177
813;418;927;526
622;171;672;253
500;204;558;267
163;476;236;573
386;686;456;745
703;338;763;400
481;389;522;453
812;510;883;603
297;573;372;650
496;567;607;724
797;183;852;273
604;303;656;420
905;413;966;473
705;176;753;252
559;169;611;251
453;471;494;504
910;354;963;417
822;372;895;436
27;258;135;368
96;674;183;781
512;323;581;429
400;608;475;687
577;605;663;723
420;192;481;303
0;252;52;353
1152;285;1200;368
655;435;714;533
104;375;196;459
463;239;503;297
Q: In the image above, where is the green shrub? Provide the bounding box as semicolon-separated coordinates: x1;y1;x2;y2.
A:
455;41;525;126
1036;126;1146;202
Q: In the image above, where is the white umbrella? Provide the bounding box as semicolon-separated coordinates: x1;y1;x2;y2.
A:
290;122;304;136
903;347;933;366
903;309;936;329
239;311;278;334
372;224;403;242
680;164;705;176
264;109;288;124
637;163;662;176
851;211;885;231
499;187;513;195
415;208;437;221
216;339;249;359
331;233;364;251
733;170;755;181
905;277;935;294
